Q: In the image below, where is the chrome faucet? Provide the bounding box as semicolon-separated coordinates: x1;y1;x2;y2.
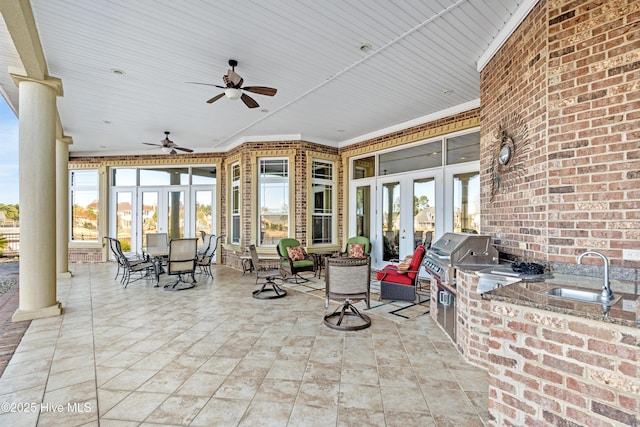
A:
577;250;612;302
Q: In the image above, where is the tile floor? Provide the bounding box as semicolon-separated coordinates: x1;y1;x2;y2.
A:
0;263;488;426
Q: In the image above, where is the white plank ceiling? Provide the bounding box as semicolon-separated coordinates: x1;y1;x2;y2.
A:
1;0;529;155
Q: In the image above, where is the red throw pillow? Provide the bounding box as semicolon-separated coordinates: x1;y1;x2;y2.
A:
349;243;365;258
287;246;305;261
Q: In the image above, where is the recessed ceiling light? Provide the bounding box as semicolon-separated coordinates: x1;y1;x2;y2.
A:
260;108;269;113
442;89;454;95
358;43;373;53
99;145;107;149
111;69;125;76
337;129;345;133
103;120;111;124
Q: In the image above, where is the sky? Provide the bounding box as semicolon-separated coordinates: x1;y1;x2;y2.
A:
0;97;19;205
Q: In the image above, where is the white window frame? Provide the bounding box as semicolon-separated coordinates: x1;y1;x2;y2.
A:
258;157;289;247
310;159;335;246
230;162;241;244
69;169;99;242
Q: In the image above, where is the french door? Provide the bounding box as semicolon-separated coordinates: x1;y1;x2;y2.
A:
111;186;214;254
377;171;442;263
349;179;375;249
138;187;187;247
350;171;442;269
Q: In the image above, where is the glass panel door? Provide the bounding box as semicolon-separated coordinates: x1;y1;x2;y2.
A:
413;177;435;248
136;187;188;249
381;181;400;261
140;191;159;247
114;191;134;253
453;172;480;233
349;179;376;263
167;190;185;240
379;172;441;262
194;189;213;235
355;185;371;238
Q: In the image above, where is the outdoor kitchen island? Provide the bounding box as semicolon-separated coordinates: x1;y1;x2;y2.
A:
481;277;639;426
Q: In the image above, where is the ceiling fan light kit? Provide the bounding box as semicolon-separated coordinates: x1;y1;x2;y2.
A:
225;88;242;100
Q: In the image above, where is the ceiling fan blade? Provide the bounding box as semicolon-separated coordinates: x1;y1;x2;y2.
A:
206;93;225;104
241;93;259;108
143;143;163;147
174;146;194;153
242;86;277;96
186;82;225;89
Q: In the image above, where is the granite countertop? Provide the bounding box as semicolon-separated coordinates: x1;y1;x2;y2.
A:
482;276;640;328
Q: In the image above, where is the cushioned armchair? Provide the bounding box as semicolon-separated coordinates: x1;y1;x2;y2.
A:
341;236;371;258
376;244;426;301
276;238;316;283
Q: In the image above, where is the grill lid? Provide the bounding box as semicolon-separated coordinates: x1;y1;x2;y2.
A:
425;232;499;267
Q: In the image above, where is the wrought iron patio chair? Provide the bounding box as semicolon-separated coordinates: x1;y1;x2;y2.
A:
105;236;146;281
196;235;223;277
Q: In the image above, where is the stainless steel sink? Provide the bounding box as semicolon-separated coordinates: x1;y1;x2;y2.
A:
544;287;620;305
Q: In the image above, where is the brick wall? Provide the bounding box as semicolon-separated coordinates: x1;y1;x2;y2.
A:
219;141;342;262
480;0;640;271
488;300;639;426
69;247;102;263
455;270;493;369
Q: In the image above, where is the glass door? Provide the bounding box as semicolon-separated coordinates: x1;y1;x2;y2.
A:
378;172;441;262
349;180;374;253
380;180;400;262
136;187;188;250
192;187;214;236
140;190;159;247
166;189;185;240
412;177;436;248
111;189;135;254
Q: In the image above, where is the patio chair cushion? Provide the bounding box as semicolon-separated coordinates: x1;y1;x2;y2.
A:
348;243;365;258
375;244;426;286
287;246;305;261
376;265;414;285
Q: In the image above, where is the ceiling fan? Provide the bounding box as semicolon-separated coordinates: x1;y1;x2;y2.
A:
187;59;277;108
143;131;193;154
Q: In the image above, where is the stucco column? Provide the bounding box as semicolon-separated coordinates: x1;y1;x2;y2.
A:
56;136;72;278
12;75;63;321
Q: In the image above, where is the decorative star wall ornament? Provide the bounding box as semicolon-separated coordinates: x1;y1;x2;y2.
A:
489;113;530;201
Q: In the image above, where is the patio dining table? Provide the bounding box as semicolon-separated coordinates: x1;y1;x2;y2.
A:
145;246;169;287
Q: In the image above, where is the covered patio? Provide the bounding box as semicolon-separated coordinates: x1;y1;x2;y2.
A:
0;263;487;425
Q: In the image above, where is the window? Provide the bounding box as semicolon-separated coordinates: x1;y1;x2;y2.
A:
379;140;442;175
446;132;480;165
231;162;241;244
453;171;480;233
311;160;334;244
258;158;288;246
353;156;375;179
70;170;99;241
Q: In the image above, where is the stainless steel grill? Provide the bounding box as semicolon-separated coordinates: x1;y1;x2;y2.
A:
423;232;499;286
